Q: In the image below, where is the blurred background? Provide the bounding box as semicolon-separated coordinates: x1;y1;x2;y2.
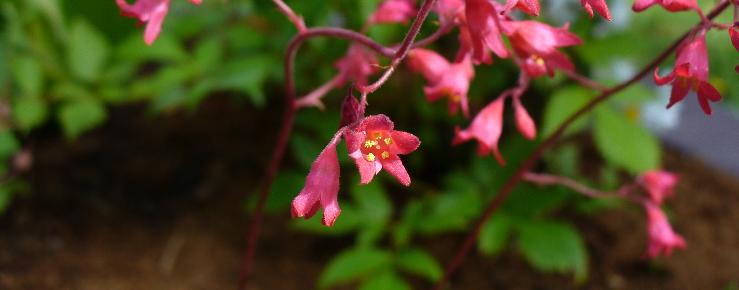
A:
0;0;737;289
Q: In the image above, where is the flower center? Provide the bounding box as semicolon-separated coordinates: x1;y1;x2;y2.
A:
361;130;393;162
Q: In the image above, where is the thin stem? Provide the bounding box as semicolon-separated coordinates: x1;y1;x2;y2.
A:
360;0;438;94
523;172;616;198
412;21;455;48
272;0;306;32
432;2;730;289
562;70;609;92
295;75;344;109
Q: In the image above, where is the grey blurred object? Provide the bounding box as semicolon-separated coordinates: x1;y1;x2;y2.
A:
643;87;739;177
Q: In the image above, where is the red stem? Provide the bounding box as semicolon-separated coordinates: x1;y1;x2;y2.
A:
431;2;730;289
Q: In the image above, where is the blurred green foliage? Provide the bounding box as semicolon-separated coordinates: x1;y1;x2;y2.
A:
1;0;737;288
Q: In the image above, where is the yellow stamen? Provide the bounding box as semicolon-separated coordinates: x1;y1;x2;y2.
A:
366;153;376;162
384;137;393;145
381;151;390;159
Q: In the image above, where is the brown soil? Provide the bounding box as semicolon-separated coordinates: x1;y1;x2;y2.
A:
0;98;737;290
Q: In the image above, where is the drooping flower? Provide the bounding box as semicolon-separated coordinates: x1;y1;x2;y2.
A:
654;34;722;115
638;170;678;205
643;202;687;258
433;0;464;25
460;0;509;65
408;49;475;117
454;98;506;164
580;0;612;21
369;0;417;25
632;0;697;13
503;0;541;16
117;0;202;45
335;45;379;87
291;141;342;226
513;96;537;140
503;20;582;78
345;115;421;186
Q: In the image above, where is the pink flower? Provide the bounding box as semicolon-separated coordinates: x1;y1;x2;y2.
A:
513;96;537;140
335;45;379;87
345;115;421;186
654;34;722;115
503;0;541;16
731;24;739;52
639;170;678;205
503;21;582;78
632;0;697;12
408;49;475;117
370;0;417;25
460;0;509;65
454;98;506;164
433;0;464;25
643;202;686;258
580;0;612;21
291;141;342;226
117;0;201;45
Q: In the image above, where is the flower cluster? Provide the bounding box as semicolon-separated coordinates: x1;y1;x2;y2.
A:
636;170;686;258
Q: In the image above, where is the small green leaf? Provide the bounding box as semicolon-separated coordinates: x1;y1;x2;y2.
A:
478;213;512;256
593;108;660;174
417;189;481;234
193;37;223;70
319;248;392;289
245;171;303;213
0;131;20;160
542;86;593;136
351;181;392;226
396;248;442;282
358;270;411;290
12;97;48;132
11;56;43;98
116;35;188;63
67;19;110;82
57;99;107;139
393;200;422;247
517;220;588;282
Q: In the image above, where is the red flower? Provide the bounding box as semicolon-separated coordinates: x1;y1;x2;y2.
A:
408;49;475;117
639;170;678;205
580;0;612;20
513;96;537;140
335;45;379;87
291;141;342;226
117;0;201;45
433;0;464;25
643;202;686;258
370;0;417;25
632;0;697;12
454;98;506;164
345;115;421;186
503;21;582;78
654;34;722;115
460;0;509;65
731;24;739;52
503;0;541;16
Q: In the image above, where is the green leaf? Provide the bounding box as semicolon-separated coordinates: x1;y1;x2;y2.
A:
193;37;223;71
542;86;593;136
358;270;411;290
0;131;20;160
396;248;442;282
245;171;303;213
417;189;481;234
11;56;43;98
517;220;588;282
67;19;110;82
197;57;273;106
319;248;392;289
351;181;392;226
12;97;48;132
292;205;361;235
0;185;13;214
393;200;422;247
478;213;512;256
611;83;654;104
290;133;323;169
593;108;660;174
57;99;107;139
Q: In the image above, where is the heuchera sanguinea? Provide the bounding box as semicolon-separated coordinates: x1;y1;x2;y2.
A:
345;115;421;186
461;0;509;65
454;98;506;165
502;20;582;78
291;141;342;226
503;0;541;16
408;48;475;117
580;0;612;21
513;96;537;140
654;33;722;115
369;0;417;25
335;45;379;87
643;202;687;258
639;170;678;205
632;0;698;13
117;0;202;45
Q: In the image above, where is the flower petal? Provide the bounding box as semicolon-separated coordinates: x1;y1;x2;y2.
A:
653;67;676;86
390;131;421;155
380;155;412;186
514;97;537;140
666;80;689;109
361;115;394;131
632;0;657;11
143;1;169;45
355;157;379;184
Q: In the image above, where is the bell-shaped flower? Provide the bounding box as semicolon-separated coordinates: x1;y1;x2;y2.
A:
513;96;537;140
335;45;379;87
638;170;678;205
580;0;612;20
503;0;541;16
503;21;582;78
117;0;202;45
345;115;421;186
632;0;697;12
454;98;506;164
460;0;509;65
408;49;475;117
654;34;722;115
643;202;687;258
370;0;417;25
291;141;342;226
